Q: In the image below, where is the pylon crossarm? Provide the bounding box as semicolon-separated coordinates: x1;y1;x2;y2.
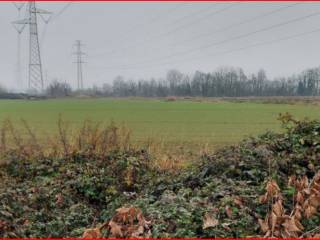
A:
12;2;25;11
39;14;53;24
11;19;28;34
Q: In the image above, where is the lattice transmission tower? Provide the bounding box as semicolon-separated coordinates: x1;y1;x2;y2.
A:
12;2;25;88
12;1;51;92
73;40;86;90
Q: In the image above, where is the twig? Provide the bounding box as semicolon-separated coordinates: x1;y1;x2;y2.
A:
300;226;320;238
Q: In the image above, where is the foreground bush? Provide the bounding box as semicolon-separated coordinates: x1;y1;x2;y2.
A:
0;114;320;238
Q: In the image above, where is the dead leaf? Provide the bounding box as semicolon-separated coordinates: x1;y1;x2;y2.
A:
288;175;296;187
203;213;219;229
272;200;284;217
266;180;280;197
301;176;309;189
258;219;269;233
82;227;102;238
225;205;233;218
259;193;268;204
308;194;320;208
114;206;141;225
131;225;144;237
296;191;304;204
270;212;277;233
234;196;244;208
109;220;123;238
304;205;317;218
282;217;302;232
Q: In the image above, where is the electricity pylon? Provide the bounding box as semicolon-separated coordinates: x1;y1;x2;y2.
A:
12;1;51;93
73;40;86;90
12;2;25;88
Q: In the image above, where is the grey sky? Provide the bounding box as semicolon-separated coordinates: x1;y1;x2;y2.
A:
1;1;320;91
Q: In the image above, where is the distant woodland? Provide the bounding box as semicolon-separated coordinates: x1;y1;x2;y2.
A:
3;66;320;98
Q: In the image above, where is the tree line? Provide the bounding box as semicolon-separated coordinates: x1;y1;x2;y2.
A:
99;66;320;97
6;65;320;98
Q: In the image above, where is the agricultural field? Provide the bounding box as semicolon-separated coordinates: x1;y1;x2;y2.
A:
0;98;320;150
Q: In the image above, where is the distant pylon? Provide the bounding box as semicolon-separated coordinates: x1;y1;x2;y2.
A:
73;40;86;90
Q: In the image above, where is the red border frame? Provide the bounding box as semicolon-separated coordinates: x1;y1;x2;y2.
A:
3;0;320;2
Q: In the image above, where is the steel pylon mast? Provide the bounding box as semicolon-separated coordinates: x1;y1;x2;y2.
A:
12;1;51;92
73;40;86;90
28;1;43;92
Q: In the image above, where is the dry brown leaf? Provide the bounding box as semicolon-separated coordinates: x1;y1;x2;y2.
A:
113;206;142;225
203;213;219;229
270;212;277;233
258;219;269;233
234;196;244;208
281;229;292;238
288;175;296;187
130;225;144;238
282;217;302;232
272;200;284;217
304;205;317;219
82;227;102;238
303;188;311;196
274;229;281;237
301;176;309;189
259;193;268;204
313;181;320;191
296;191;304;204
264;230;271;238
308;194;320;208
109;220;123;238
294;208;302;221
260;172;320;238
294;217;304;231
225;205;233;218
266;180;280;196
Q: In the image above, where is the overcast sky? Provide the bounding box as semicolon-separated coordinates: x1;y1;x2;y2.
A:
2;1;320;91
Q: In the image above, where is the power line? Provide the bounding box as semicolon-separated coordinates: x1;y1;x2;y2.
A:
40;2;72;46
123;2;190;35
93;2;300;62
161;28;320;68
95;27;320;76
51;2;72;22
157;2;239;38
88;2;188;52
91;2;237;58
100;9;320;70
167;2;302;48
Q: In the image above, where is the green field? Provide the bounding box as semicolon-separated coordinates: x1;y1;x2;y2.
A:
0;98;319;149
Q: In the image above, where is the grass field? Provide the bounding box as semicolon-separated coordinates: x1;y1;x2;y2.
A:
1;98;320;149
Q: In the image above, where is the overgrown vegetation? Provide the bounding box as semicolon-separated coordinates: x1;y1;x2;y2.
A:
0;114;320;238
